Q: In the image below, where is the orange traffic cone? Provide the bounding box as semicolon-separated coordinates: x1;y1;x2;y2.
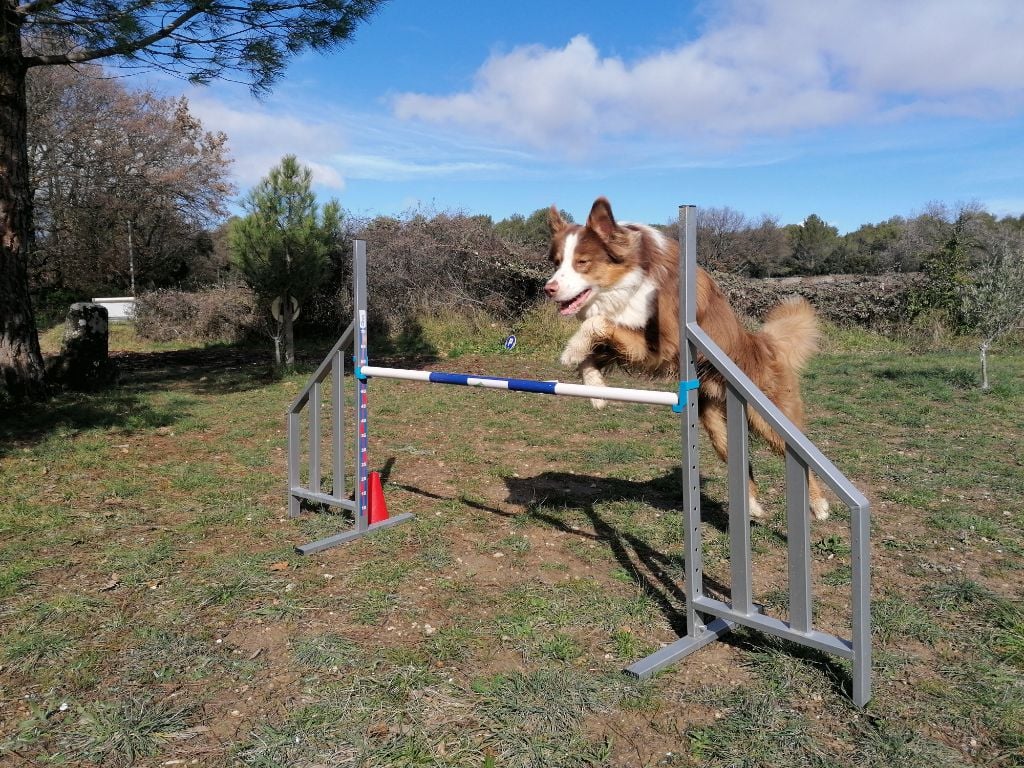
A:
368;471;389;524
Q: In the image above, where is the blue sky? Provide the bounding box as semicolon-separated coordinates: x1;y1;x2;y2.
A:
174;0;1024;233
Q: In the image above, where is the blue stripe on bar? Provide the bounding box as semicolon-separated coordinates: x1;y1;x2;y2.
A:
429;372;478;386
507;378;558;394
427;371;558;395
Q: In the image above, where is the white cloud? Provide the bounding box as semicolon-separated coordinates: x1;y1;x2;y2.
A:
304;161;346;190
186;94;349;192
392;0;1024;151
186;90;533;195
333;153;510;180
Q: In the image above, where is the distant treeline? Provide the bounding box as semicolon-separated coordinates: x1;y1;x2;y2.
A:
133;199;1024;346
662;205;1024;277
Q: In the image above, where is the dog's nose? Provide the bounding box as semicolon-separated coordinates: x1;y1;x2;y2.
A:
544;281;558;297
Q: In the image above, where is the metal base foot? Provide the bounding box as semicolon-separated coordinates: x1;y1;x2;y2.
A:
625;617;736;679
295;512;415;555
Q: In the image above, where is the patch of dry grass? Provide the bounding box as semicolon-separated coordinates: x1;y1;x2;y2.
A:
2;323;1022;766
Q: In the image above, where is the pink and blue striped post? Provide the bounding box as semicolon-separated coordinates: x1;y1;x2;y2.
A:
354;241;370;534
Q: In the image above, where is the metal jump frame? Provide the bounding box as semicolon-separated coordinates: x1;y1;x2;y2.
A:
287;206;872;707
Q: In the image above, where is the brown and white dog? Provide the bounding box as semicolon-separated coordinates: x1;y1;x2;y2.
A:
544;197;829;520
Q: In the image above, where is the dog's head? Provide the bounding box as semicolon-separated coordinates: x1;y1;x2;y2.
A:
544;197;639;316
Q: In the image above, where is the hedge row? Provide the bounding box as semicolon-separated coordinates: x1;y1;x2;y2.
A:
714;271;925;331
133;285;259;343
132;272;924;343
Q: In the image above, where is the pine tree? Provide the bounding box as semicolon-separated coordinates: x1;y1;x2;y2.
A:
789;214;839;275
229;156;340;366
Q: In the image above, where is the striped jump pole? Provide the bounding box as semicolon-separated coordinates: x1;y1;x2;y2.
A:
356;366;697;409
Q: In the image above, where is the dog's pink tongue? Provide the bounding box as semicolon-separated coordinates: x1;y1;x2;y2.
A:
559;289;591;315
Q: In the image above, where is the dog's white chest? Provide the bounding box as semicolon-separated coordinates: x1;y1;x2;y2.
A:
584;269;656;329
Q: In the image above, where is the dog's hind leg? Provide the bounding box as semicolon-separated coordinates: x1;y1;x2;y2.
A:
807;474;830;520
701;400;766;520
748;411;830;521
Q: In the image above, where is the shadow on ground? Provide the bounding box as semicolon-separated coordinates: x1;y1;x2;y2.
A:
0;346;269;457
2;337;446;457
385;460;853;699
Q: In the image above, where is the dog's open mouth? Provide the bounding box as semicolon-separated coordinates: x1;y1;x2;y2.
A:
558;288;593;316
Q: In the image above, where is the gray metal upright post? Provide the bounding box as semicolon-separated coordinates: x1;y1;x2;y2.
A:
785;448;813;632
626;205;734;679
287;410;301;517
679;205;705;637
292;240;413;555
726;382;753;615
852;502;872;706
331;351;345;498
310;381;321;492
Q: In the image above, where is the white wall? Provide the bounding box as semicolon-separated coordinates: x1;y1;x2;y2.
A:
92;297;136;322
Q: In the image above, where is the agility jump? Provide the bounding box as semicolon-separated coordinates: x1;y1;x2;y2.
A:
287;206;872;707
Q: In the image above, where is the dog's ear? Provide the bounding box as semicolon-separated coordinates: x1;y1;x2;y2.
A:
586;197;618;242
548;204;567;235
588;197;634;263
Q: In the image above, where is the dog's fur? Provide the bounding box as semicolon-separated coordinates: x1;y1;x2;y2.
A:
545;197;829;520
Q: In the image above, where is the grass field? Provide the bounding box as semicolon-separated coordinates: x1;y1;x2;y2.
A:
2;315;1022;767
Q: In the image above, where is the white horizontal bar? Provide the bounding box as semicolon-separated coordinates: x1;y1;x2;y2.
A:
551;381;678;406
362;366;432;383
360;366;680;407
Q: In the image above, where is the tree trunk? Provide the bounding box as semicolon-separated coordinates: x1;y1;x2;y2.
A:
0;19;46;400
282;292;295;367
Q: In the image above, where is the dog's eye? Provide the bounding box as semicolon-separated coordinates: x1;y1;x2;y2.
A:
576;259;589;267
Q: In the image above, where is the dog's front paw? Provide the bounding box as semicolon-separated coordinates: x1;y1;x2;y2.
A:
560;345;586;367
590;397;607;409
560;317;609;368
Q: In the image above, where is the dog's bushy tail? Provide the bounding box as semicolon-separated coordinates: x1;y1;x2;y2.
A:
760;297;819;372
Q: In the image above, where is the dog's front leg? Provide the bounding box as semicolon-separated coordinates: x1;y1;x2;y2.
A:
579;357;608;409
560;316;608;367
561;317;611;410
